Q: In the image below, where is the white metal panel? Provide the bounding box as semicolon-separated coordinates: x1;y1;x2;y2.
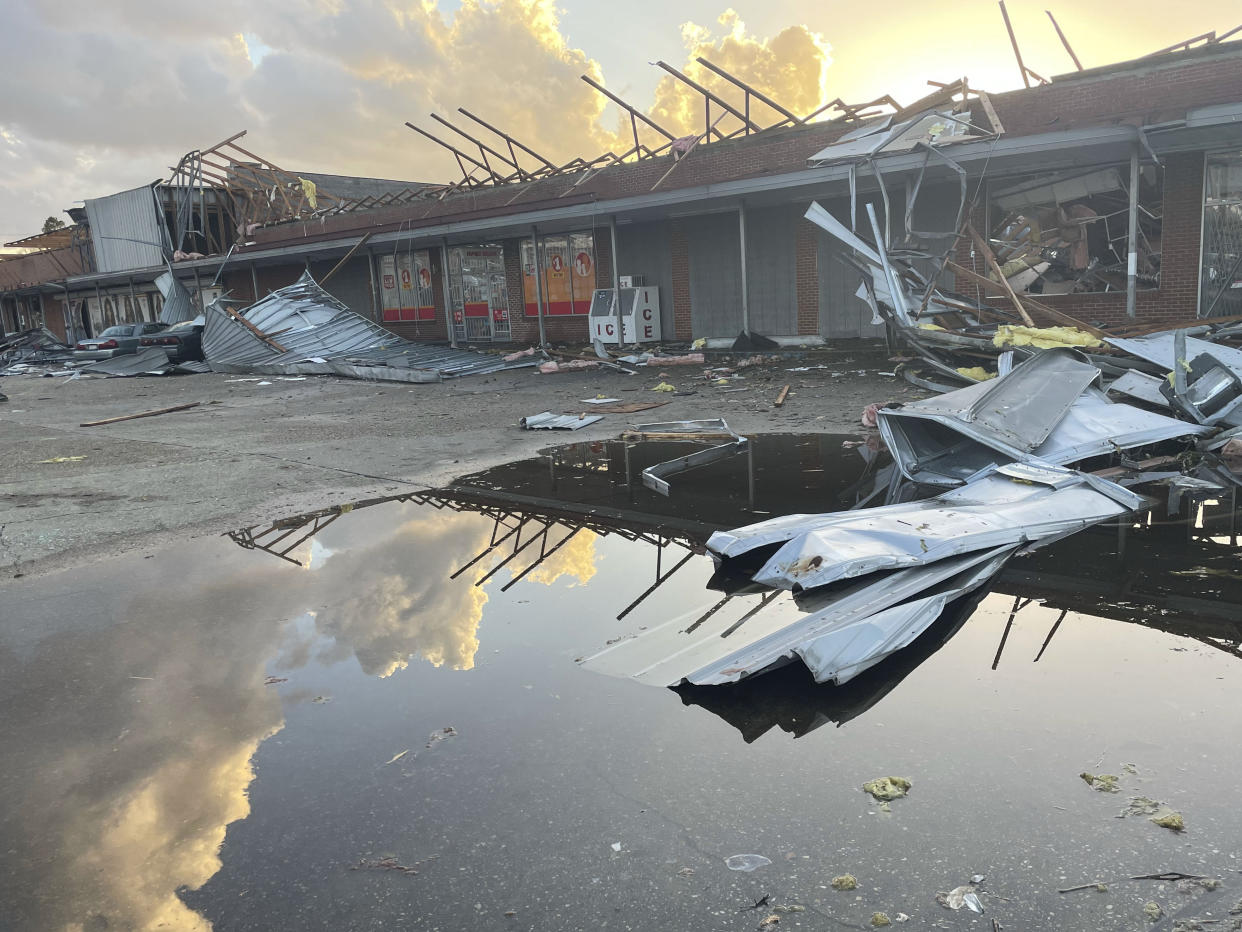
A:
84;185;170;273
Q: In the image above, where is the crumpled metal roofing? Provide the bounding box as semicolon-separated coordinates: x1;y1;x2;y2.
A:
203;271;537;381
876;348;1211;486
155;270;196;324
82;347;173;376
586;462;1143;688
520;412;604;430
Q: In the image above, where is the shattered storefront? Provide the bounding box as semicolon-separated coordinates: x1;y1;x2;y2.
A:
987;163;1163;296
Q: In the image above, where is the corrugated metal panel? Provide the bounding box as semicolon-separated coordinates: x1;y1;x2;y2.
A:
686;214;743;338
616;221;674;336
203;271;537;381
520;412;604;430
817;200;885;338
84;185;170;274
155;271;196;324
744;205;798;335
81;347;172;375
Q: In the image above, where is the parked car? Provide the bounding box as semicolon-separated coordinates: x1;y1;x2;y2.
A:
74;322;168;360
138;318;205;363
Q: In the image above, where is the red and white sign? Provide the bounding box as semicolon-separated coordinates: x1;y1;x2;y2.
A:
574;251;592;277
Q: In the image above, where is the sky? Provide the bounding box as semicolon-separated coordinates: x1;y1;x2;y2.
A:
1;0;1237;242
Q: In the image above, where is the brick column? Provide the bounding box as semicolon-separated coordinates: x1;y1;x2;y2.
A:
795;218;820;336
670;220;692;339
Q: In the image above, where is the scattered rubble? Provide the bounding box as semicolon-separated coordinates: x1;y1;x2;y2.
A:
725;854;772;872
862;777;912;801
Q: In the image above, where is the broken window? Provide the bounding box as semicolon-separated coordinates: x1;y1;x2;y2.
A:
1201;149;1242;318
986;164;1163;295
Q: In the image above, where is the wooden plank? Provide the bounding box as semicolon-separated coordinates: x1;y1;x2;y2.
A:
320;232;374;287
222;304;288;352
564;400;669;415
962;226;1036;326
976;91;1005;135
81;402;200;428
944;260;1108;337
774;384;790;407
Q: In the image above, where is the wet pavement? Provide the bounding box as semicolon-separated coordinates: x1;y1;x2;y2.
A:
2;434;1241;931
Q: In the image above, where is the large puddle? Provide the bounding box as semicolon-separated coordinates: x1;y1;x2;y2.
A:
2;434;1240;931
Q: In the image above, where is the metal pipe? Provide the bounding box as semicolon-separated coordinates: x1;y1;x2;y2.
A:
127;276;139;322
192;265;204;313
609;215;622;346
1126;142;1140;318
366;248;379;321
250;262;260;303
738;204;750;335
531;226;547;346
440;237;458;347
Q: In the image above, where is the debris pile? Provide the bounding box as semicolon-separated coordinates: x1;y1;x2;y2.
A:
586;316;1242;688
202;271;539;382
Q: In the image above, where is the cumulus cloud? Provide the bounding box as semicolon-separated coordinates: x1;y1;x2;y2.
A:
308;509;496;675
647;10;832;138
524;526;599;587
0;0;831;239
0;569;292;931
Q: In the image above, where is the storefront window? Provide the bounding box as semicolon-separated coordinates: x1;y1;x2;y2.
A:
1201;150;1242;317
987;163;1162;295
378;250;436;322
521;231;595;316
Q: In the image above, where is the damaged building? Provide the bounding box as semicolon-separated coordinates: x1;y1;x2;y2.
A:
4;37;1242;356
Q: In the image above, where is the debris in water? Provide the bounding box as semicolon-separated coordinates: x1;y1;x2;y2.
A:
1151;811;1186;832
1124;796;1163;816
651;382;675;392
1081;772;1120;792
351;854;437;875
311;695;331;703
741;895;771;911
937;885;984;913
610;842;622;852
1120;796;1185;830
676;867;695;877
971;874;986;884
426;726;457;748
871;912;892;927
725;854;772;872
382;750;410;766
863;777;912;801
831;875;859;890
37;455;86;463
758;915;780;929
1143;901;1163;922
263;675;288;685
1176;878;1220;893
772;904;805;914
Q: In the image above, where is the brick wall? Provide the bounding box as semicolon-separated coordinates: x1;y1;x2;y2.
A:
670;220;692;340
795;218;820;335
956;152;1204;327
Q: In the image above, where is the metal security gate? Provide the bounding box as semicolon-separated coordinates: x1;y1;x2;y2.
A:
1202;150;1242;318
449;246;510;341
